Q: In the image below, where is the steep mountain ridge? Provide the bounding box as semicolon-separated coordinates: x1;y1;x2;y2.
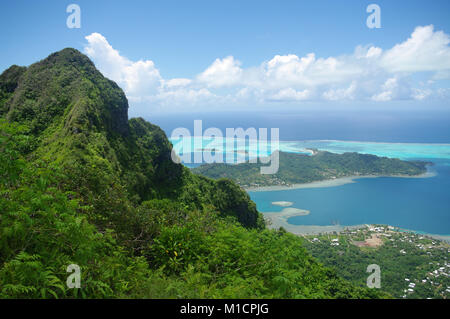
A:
0;48;262;229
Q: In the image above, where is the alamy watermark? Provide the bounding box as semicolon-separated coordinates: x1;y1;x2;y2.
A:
366;264;381;288
66;4;81;29
366;4;381;29
66;264;81;289
170;120;280;174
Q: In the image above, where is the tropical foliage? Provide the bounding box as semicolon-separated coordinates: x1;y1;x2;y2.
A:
0;48;386;299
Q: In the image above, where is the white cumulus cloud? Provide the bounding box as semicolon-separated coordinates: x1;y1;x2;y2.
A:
83;25;450;114
84;33;161;98
381;25;450;73
197;56;243;87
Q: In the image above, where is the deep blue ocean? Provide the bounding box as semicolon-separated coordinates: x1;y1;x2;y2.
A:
148;110;450;143
148;110;450;235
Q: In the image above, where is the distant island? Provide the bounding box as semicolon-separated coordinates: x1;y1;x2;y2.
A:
192;150;430;188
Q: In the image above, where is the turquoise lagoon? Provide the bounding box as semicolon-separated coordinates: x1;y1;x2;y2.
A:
170;137;450;162
248;141;450;236
172;137;450;236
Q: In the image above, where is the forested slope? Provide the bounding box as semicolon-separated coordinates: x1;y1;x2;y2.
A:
0;48;386;299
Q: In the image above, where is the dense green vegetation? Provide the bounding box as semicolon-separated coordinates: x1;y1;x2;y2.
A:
301;227;449;299
193;150;428;188
0;48;385;298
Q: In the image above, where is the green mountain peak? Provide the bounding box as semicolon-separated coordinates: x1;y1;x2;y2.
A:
0;47;129;137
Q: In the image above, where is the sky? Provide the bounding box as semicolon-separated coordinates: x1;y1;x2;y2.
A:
1;0;450;117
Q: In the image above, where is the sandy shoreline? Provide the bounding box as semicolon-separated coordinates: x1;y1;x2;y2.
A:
263;207;363;236
426;234;450;243
263;208;366;235
246;170;436;192
396;228;450;243
271;201;293;207
263;212;450;240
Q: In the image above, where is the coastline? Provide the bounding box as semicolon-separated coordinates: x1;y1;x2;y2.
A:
263;209;366;235
245;170;436;192
396;228;450;244
425;234;450;244
263;207;366;236
247;165;447;241
263;211;450;242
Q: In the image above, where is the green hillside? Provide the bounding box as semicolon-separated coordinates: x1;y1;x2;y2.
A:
0;48;385;299
193;150;428;188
